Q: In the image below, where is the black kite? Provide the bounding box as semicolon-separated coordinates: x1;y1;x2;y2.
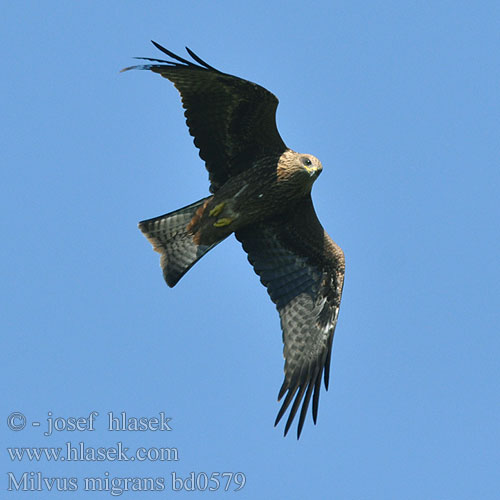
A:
124;42;345;438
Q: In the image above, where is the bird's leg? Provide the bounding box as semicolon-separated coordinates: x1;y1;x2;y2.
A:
209;202;234;227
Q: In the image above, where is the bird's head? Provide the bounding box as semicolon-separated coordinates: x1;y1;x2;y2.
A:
277;151;323;194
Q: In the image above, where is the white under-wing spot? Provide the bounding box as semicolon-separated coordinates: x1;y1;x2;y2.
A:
234;183;249;198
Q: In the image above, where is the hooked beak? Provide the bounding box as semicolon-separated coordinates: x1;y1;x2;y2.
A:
304;164;322;178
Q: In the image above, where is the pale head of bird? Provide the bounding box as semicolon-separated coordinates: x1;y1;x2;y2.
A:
277;150;323;194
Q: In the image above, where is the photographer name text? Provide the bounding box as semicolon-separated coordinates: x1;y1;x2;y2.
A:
8;411;172;436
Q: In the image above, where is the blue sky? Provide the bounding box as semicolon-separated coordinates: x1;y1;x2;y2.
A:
2;1;499;498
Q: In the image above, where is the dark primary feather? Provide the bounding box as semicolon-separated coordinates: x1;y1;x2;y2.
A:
236;197;345;438
123;41;287;193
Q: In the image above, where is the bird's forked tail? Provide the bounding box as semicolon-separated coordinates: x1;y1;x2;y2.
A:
138;197;224;287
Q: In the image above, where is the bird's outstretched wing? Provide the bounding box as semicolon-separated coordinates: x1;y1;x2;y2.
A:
236;196;345;438
123;41;287;193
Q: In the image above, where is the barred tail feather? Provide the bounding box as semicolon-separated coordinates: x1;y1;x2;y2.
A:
139;197;223;287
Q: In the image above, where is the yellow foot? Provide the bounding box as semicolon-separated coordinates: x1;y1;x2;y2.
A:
213;217;233;227
209;202;225;217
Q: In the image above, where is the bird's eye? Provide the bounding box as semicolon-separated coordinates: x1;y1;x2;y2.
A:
302;157;312;167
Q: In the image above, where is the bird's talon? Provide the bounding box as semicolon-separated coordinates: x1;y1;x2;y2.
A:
213;217;233;227
209;202;225;217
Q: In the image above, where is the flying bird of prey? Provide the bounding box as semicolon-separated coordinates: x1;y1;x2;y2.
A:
124;42;345;438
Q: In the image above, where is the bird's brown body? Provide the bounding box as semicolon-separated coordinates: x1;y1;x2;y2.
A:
187;150;323;246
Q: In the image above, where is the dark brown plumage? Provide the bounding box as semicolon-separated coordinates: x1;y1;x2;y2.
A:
124;42;345;438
